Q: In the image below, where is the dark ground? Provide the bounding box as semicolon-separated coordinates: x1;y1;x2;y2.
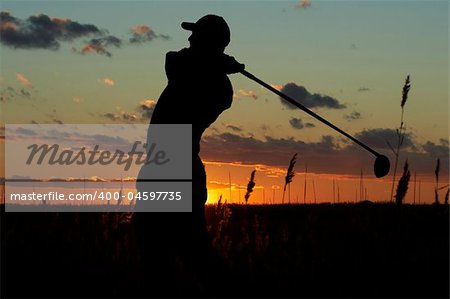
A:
1;203;449;298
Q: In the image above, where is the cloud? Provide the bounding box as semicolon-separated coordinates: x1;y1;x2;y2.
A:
0;12;103;50
121;112;137;122
9;128;132;150
422;139;449;158
78;35;122;57
101;98;156;123
201;131;449;177
0;12;169;57
102;111;138;123
129;24;170;44
137;99;156;119
129;25;157;44
201;132;351;175
289;117;315;130
296;0;312;9
225;124;243;132
236;89;258;100
270;84;283;91
280;82;346;110
20;89;31;97
344;111;361;121
102;78;115;86
15;127;37;136
102;112;119;121
0;85;32;101
358;87;370;92
78;43;109;57
354;128;414;150
15;73;32;88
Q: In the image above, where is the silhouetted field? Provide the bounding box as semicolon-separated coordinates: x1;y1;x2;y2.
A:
1;203;448;298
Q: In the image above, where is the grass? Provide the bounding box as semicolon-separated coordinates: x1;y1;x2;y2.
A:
1;203;448;298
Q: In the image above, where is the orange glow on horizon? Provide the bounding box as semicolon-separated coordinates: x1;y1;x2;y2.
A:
204;160;445;205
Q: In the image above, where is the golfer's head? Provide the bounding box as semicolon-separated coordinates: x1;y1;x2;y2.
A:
181;15;230;53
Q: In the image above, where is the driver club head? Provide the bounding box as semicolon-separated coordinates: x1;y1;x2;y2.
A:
374;155;390;178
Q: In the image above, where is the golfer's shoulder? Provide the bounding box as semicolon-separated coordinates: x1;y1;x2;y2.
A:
165;48;188;61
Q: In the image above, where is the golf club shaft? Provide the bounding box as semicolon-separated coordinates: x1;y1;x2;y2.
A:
240;70;381;158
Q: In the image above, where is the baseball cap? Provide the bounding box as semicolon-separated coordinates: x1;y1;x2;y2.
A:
181;14;231;47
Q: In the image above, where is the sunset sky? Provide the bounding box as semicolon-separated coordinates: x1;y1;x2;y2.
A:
1;0;448;204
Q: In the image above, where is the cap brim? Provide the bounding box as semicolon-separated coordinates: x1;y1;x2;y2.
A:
181;22;195;31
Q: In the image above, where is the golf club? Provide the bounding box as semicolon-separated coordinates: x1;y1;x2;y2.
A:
240;69;390;178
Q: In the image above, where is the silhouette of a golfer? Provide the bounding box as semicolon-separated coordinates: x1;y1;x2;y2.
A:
133;15;244;295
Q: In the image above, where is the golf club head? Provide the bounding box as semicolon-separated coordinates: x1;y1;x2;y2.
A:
374;155;390;178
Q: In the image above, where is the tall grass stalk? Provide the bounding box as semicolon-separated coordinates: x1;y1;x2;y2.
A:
434;158;440;204
433;158;450;205
389;75;411;201
245;170;256;205
337;182;340;203
333;179;336;203
283;153;297;204
228;172;232;203
395;159;411;205
312;180;317;203
359;169;364;202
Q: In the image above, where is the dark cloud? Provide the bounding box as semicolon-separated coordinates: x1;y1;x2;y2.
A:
201;131;448;177
91;134;129;145
102;112;118;121
129;25;157;44
102;112;137;123
15;127;37;136
138;99;156;119
77;35;122;57
101;99;156;123
225;124;243;132
0;12;103;50
92;35;121;47
289;117;315;130
422;139;449;158
129;25;170;44
11;128;132;149
1;12;169;56
0;86;32;101
201;132;359;175
20;89;31;97
354;128;414;150
358;87;370;92
280;82;346;110
121;112;137;122
344;111;361;121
